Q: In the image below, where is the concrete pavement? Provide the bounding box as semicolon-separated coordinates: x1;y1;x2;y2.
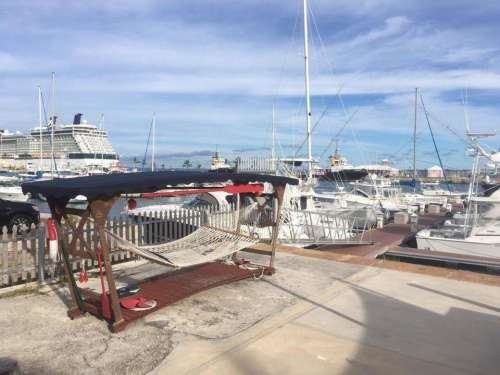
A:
1;252;499;374
154;264;500;375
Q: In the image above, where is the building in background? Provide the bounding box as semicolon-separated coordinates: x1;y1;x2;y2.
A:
427;165;444;178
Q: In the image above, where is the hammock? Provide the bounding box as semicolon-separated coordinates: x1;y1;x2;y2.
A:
106;225;259;268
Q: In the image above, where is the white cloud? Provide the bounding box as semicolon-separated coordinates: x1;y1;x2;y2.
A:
347;16;411;46
0;0;499;167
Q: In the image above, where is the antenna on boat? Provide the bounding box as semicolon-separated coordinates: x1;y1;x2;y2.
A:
151;112;156;172
303;0;313;178
38;86;43;172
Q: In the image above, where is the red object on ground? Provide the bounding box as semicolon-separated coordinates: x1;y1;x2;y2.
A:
120;297;147;309
96;247;112;320
140;183;264;198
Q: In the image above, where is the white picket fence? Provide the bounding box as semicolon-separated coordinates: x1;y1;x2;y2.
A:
0;203;371;288
0;205;240;288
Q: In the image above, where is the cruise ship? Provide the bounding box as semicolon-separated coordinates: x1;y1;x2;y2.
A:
0;113;119;171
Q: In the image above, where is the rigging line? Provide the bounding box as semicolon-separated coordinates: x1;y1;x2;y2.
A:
392;130;428;163
419;93;452;193
426;110;469;145
40;91;49;126
461;87;471;133
319;108;360;160
271;0;301;110
315;2;369;165
293;84;346;158
266;1;301;162
40;91;58;174
350;126;367;165
308;3;348;117
141;116;154;172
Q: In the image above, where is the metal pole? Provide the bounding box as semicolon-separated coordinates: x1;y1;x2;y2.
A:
100;113;104;163
38;86;43;171
151;112;156;172
303;0;313;178
271;105;276;170
413;87;418;186
50;72;55;176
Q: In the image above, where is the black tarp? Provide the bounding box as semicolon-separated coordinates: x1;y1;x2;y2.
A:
21;170;298;201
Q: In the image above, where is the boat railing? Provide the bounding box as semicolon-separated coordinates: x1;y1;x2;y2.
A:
276;207;374;245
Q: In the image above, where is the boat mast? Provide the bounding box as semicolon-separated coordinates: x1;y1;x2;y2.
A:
271;105;276;170
303;0;313;177
38;86;43;171
413;87;418;186
151;112;156;172
50;72;55;176
99;113;105;163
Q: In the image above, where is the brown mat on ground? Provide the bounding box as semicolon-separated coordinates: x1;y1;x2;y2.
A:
80;262;264;330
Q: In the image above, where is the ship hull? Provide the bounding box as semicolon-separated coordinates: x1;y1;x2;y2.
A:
319;169;368;182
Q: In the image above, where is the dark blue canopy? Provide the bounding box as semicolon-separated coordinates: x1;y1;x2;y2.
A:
21;170;298;201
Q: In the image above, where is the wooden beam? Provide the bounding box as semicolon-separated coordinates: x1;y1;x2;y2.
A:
63;209;95;260
48;198;84;316
89;197;125;330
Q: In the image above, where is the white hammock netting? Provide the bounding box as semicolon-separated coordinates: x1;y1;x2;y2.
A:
106;225;259;268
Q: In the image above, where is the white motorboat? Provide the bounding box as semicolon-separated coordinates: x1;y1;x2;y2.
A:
420;182;463;204
0;183;29;202
416;219;500;259
416;136;500;259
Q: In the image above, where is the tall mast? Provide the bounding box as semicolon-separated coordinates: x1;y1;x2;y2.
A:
50;72;55;176
413;87;418;183
151;112;156;172
38;86;43;171
271;105;276;163
100;113;105;162
303;0;313;177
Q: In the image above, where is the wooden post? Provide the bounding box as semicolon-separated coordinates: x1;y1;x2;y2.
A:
37;223;45;284
48;199;84;318
269;184;285;271
235;193;241;233
89;197;125;331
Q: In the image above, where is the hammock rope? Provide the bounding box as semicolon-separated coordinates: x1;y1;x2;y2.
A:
105;225;259;269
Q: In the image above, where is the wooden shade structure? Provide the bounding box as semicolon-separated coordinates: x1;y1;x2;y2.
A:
22;171;296;332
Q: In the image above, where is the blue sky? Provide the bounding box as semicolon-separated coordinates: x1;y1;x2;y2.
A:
0;0;499;168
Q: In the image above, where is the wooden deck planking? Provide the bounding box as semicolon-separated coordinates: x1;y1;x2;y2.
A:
80;262;263;330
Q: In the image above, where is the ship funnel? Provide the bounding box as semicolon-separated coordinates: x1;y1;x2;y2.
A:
73;113;82;125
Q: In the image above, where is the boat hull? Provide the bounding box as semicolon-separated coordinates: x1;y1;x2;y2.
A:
416;234;500;259
319;169;368;182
